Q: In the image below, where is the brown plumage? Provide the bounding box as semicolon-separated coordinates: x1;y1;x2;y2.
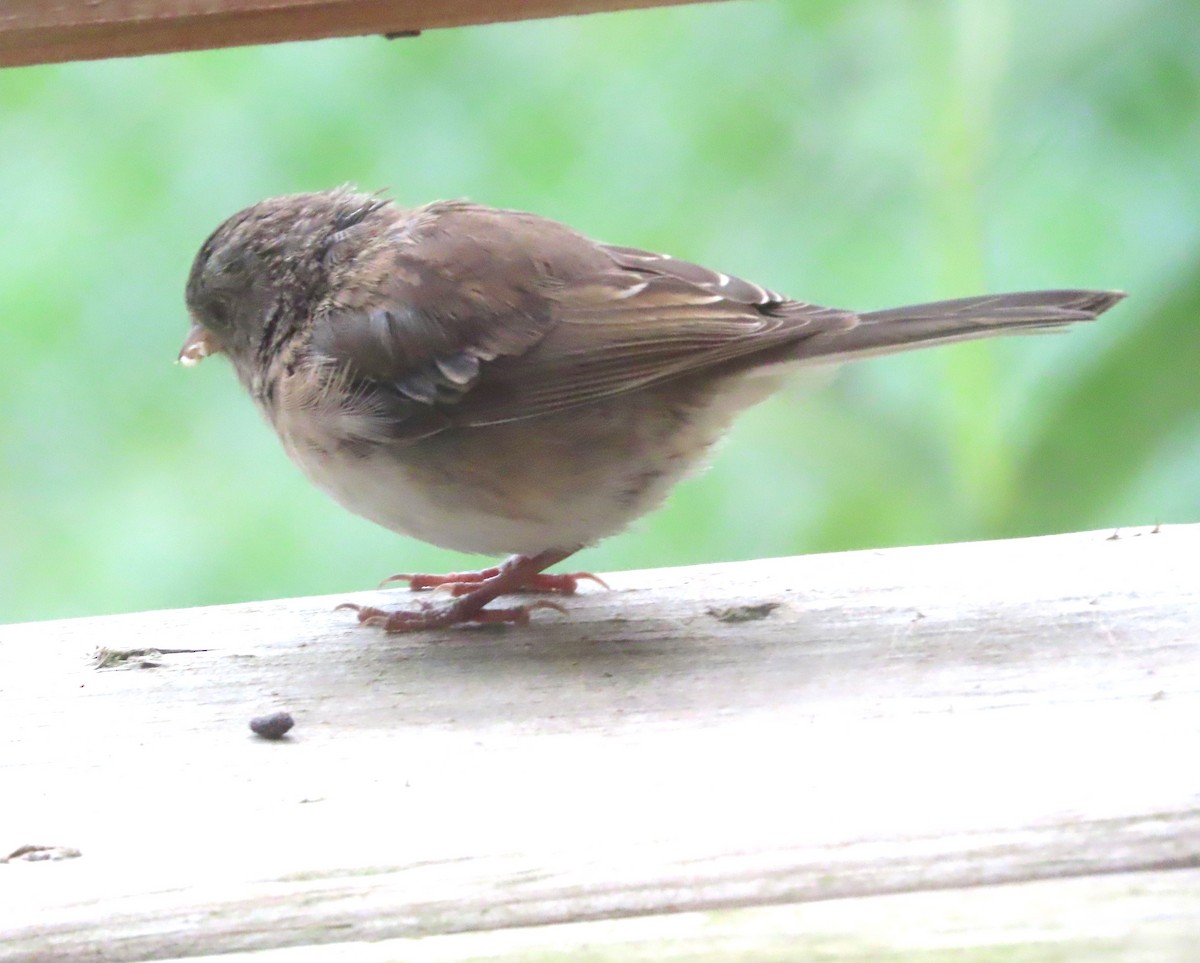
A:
182;188;1124;631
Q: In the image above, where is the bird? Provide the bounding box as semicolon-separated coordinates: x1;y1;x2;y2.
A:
180;187;1124;632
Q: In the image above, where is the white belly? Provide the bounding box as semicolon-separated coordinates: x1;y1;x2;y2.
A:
270;369;787;557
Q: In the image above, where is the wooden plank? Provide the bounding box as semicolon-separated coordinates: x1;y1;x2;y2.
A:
152;868;1200;961
0;0;725;68
0;524;1198;961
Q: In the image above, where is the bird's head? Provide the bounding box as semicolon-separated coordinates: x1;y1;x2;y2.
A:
180;187;388;383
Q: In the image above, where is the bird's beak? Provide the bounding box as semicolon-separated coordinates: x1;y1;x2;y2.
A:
178;323;220;367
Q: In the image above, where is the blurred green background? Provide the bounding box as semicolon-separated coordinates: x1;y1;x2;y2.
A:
0;0;1197;624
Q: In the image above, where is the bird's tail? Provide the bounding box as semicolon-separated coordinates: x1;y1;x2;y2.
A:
799;289;1125;362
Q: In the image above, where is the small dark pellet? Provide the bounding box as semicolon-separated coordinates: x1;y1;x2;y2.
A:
249;711;294;740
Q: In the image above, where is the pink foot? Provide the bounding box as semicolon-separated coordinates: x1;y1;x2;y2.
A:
340;550;592;634
381;569;608;596
337;599;567;634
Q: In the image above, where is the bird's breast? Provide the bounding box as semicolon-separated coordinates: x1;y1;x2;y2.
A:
264;369;785;557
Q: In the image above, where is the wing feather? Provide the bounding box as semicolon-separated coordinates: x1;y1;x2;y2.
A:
307;202;853;434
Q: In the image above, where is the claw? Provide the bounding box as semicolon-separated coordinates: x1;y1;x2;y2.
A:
379;568;607;596
379;561;609;593
545;571;611;593
341;551;585;633
380;569;499;591
335;603;386;626
526;600;569;617
582;572;611;590
333;598;567;634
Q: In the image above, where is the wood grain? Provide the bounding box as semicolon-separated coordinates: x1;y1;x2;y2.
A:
0;524;1197;960
151;869;1200;961
0;0;726;67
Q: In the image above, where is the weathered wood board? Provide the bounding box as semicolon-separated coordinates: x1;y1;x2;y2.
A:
1;525;1197;960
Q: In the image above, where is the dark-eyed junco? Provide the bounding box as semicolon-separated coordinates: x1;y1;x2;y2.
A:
181;188;1123;632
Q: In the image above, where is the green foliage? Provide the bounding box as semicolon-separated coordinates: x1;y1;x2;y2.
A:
0;0;1196;622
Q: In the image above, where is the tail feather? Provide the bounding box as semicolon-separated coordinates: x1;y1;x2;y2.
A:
799;289;1125;361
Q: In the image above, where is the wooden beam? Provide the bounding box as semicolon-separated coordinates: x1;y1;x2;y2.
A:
0;0;726;68
1;525;1197;960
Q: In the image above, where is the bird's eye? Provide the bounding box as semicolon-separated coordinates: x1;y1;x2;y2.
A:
202;298;232;331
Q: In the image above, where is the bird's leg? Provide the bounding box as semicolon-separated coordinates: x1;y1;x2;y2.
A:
381;566;608;596
340;550;600;633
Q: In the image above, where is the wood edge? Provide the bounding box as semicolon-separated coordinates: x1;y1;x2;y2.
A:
0;0;721;67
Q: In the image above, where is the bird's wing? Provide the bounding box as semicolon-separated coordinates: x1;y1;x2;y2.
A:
309;202;855;434
462;243;855;426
